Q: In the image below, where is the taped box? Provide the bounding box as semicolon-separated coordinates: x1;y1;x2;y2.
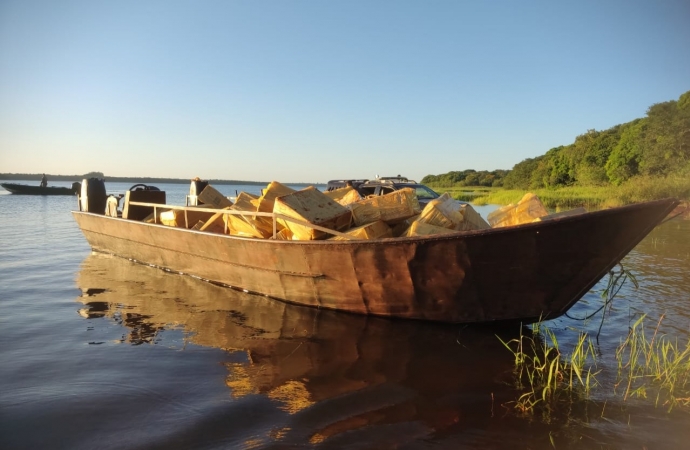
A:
403;221;458;237
487;193;549;228
274;186;352;240
199;206;232;234
391;214;420;237
416;193;489;231
224;192;274;238
159;208;216;228
257;181;296;213
349;188;421;226
197;185;233;208
330;220;392;241
274;228;294;240
323;186;361;206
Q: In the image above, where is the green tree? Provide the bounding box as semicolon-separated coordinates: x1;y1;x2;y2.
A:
575;127;621;186
503;156;543;189
605;120;645;185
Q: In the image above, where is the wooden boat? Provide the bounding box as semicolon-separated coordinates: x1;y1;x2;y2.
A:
1;182;78;195
72;196;679;324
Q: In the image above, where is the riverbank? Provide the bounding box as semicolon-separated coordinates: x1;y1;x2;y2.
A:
432;173;690;210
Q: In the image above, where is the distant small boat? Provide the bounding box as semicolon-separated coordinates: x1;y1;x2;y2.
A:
1;182;79;195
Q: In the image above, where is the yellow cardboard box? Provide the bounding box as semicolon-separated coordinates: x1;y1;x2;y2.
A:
257;181;296;213
487;193;549;228
403;221;458;237
349;188;421;226
330;220;392;240
274;187;352;240
417;193;490;231
160;208;216;228
323;186;361;206
198;185;233;208
224;192;275;238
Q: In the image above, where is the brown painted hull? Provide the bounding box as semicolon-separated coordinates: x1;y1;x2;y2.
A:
72;198;678;324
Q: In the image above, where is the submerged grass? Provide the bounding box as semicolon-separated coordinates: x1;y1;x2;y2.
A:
500;315;690;418
499;267;690;417
498;325;599;417
615;314;690;411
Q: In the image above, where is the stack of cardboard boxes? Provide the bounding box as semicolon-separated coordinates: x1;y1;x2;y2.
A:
144;180;585;240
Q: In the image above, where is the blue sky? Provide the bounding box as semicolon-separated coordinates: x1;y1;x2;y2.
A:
1;0;688;183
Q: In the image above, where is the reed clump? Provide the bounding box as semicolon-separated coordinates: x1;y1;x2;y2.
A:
500;315;690;419
498;325;599;417
615;314;690;411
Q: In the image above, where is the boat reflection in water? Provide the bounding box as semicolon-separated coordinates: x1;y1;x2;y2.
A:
75;252;612;448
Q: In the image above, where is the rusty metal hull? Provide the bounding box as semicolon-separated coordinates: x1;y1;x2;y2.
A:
72;198;678;324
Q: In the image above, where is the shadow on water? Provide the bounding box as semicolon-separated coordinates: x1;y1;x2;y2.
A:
73;252;688;449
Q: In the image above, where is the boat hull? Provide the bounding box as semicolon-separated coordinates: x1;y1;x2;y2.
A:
1;183;76;195
72;198;678;324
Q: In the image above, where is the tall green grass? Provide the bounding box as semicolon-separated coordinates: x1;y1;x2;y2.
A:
500;315;690;417
498;268;690;416
498;325;599;417
431;173;690;209
615;314;690;411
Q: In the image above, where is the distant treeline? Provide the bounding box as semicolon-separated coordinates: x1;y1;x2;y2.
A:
421;169;509;187
0;172;312;186
424;90;690;189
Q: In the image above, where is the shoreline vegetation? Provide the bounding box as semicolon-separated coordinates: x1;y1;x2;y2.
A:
425;89;690;209
431;172;690;210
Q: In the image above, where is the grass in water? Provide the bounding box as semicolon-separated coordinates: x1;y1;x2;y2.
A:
499;314;690;418
615;314;690;411
498;267;690;418
498;324;599;417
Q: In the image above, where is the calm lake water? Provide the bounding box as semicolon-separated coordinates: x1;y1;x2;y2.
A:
1;180;688;449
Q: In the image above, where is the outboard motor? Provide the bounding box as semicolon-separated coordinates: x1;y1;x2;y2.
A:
190;178;208;197
79;178;107;214
71;181;81;195
187;178;208;206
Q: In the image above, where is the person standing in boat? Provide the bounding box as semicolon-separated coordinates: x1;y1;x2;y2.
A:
40;173;47;188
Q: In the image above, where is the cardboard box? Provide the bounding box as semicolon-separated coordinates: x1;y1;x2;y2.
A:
403;221;459;237
330;220;392;241
257;181;296;213
197;185;233;208
224;192;275;238
200;206;232;234
487;193;549;228
274;228;294;240
349;188;421;226
274;186;352;240
159;208;216;228
391;214;420;237
323;186;361;206
416;193;490;231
